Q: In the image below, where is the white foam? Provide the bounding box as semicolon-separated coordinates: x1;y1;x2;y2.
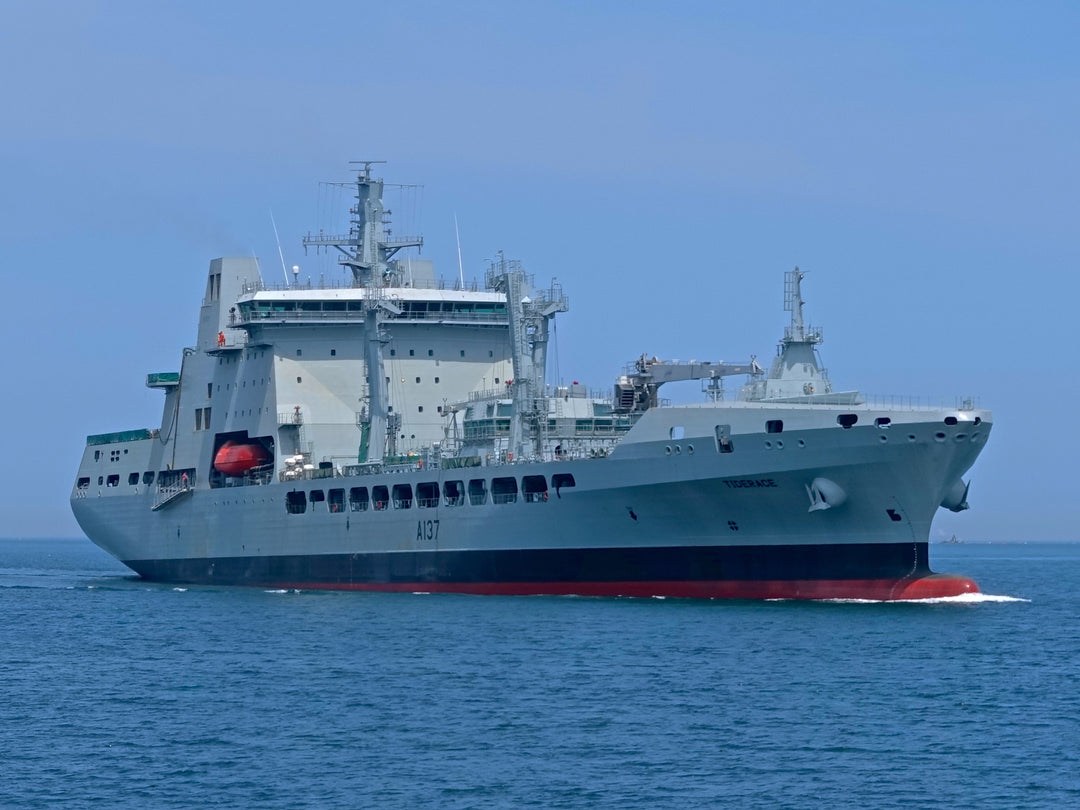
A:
264;589;288;594
811;592;1029;605
172;587;187;592
904;592;1029;604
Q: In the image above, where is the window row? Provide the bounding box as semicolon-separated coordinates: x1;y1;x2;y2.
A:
77;469;193;490
286;474;577;515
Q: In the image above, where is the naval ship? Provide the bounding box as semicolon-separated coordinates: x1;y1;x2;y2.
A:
71;163;991;600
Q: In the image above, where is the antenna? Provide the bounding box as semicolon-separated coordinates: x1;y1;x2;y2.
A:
454;212;465;288
270;209;289;285
250;250;264;284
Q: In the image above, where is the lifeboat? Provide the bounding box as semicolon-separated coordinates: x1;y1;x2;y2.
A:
213;441;271;476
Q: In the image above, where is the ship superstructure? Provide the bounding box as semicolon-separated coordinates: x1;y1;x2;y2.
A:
72;165;991;600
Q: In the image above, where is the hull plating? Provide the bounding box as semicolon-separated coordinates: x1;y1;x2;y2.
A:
123;543;977;600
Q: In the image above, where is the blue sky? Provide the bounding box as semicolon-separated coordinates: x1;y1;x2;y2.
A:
2;1;1077;540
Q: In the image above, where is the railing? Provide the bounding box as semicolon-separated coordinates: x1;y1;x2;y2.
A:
152;484;191;511
279;410;304;426
237;309;507;325
851;394;984;412
240;277;489;294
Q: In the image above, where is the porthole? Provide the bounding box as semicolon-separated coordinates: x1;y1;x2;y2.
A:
764;440;773;449
776;440;784;449
907;434;916;442
687;445;695;454
674;445;682;454
665;446;672;455
954;433;967;442
797;439;806;448
934;432;946;442
971;433;981;442
879;434;888;443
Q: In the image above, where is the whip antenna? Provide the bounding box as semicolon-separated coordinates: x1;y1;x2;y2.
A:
270;209;290;285
454;212;465;288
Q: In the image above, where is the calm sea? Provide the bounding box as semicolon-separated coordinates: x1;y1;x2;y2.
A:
1;538;1077;809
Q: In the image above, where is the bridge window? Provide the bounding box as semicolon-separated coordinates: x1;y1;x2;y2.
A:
551;473;576;495
286;491;307;514
715;425;734;453
417;482;439;508
443;480;464;506
77;477;90;489
373;485;389;510
106;474;119;487
468;479;488;506
492;477;518;504
522;475;548;503
128;473;139;486
349;487;369;511
392;484;413;509
328;489;345;513
309;490;325;511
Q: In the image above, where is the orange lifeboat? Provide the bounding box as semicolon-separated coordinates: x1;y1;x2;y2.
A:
213;441;271;476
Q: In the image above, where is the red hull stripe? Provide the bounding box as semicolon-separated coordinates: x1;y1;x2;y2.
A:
251;574;979;601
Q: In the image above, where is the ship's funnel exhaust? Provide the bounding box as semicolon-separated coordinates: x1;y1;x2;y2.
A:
941;479;971;513
806;477;847;512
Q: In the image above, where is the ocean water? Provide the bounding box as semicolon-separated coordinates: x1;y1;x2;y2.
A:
1;539;1077;809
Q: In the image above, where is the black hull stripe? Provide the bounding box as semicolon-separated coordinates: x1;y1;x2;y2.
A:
127;542;935;587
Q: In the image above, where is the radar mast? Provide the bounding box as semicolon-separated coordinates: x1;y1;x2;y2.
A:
302;161;423;287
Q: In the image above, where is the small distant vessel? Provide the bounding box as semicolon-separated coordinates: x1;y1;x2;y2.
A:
71;163;992;599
